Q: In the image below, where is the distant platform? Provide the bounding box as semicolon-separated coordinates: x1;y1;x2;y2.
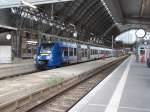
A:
0;59;33;68
0;59;36;79
69;55;150;112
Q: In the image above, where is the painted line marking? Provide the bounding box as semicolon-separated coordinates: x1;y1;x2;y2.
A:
120;106;150;112
104;56;133;112
68;57;131;112
88;104;150;112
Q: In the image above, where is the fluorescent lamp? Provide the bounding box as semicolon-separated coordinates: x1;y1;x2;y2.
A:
27;41;38;44
21;0;37;9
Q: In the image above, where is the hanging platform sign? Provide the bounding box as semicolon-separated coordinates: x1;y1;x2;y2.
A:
0;0;74;9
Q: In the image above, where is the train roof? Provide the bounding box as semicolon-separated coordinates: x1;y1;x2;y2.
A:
80;44;88;49
61;41;77;48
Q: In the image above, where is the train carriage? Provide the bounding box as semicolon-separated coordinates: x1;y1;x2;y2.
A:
35;41;119;69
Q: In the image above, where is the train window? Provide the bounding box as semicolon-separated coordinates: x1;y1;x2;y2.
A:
94;50;96;55
93;50;94;55
82;49;84;57
70;48;73;56
40;43;54;54
74;48;77;56
64;47;69;56
85;49;88;57
96;50;98;54
101;50;104;54
99;50;101;54
91;49;92;55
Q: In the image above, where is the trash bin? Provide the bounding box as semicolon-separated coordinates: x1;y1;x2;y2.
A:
147;58;150;68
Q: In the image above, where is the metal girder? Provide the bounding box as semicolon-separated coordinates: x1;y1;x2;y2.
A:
95;19;114;35
36;0;118;41
84;9;108;29
0;0;74;9
103;0;124;23
73;0;99;23
79;5;104;28
60;0;85;21
12;6;78;34
0;25;17;30
85;11;113;34
103;23;118;36
125;17;150;25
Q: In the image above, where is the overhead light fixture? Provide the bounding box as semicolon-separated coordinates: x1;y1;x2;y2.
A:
61;27;65;30
27;41;38;44
21;0;37;9
73;31;78;38
49;23;53;26
56;25;60;29
90;33;94;36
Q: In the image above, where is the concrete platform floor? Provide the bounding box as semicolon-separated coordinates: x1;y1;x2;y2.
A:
69;55;150;112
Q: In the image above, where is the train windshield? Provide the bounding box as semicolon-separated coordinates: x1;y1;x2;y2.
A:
40;43;54;55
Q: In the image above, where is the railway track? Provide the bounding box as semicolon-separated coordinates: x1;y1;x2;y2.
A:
28;59;124;112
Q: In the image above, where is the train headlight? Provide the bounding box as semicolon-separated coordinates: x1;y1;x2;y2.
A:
37;56;40;59
46;56;50;59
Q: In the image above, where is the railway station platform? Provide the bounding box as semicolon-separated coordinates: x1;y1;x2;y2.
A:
69;55;150;112
0;59;36;79
0;57;125;112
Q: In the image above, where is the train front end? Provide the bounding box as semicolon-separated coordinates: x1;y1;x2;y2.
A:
35;43;54;69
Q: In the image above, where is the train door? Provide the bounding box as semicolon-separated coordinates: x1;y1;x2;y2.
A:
63;46;69;63
69;47;74;63
73;47;77;63
77;44;82;62
87;45;90;60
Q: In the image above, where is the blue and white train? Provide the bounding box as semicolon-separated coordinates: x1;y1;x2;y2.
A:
35;41;118;69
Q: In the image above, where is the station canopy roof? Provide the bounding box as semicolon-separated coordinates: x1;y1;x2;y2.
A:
0;0;150;46
105;0;150;33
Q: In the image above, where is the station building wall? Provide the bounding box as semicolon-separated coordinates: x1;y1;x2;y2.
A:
0;32;12;63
